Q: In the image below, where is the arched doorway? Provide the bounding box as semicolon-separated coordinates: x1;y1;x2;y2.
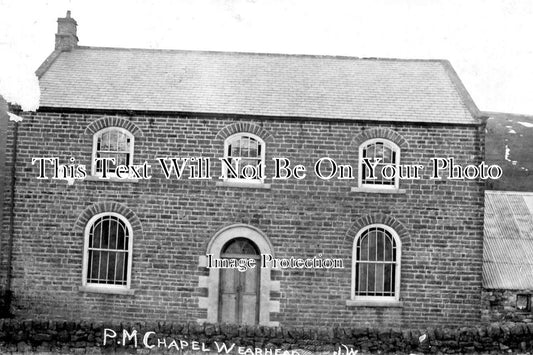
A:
218;238;260;324
198;224;279;326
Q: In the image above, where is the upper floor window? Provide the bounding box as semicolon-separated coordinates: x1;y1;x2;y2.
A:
359;139;400;189
223;133;265;182
91;127;134;177
82;212;132;290
352;225;401;302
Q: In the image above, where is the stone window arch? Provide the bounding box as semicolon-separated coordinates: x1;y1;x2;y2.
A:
345;213;408;306
75;201;142;295
352;224;401;302
85;116;143;178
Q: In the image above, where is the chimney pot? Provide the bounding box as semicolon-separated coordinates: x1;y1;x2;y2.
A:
55;10;78;51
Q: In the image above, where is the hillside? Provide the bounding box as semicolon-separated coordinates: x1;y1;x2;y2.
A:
484;112;533;191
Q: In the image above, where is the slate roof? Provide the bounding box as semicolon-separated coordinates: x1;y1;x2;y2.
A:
37;46;481;124
483;191;533;290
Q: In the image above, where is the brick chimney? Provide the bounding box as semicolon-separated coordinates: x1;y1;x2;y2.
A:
55;10;78;51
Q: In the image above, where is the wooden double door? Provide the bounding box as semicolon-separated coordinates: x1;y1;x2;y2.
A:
218;238;260;325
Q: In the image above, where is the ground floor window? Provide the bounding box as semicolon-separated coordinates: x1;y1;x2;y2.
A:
83;212;132;290
352;224;401;302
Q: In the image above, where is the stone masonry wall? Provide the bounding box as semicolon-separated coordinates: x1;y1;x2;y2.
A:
1;320;532;354
482;290;533;323
6;110;485;327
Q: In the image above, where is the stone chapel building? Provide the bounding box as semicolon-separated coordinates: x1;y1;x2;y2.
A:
0;12;486;327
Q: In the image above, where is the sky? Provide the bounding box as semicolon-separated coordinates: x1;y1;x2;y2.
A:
0;0;532;114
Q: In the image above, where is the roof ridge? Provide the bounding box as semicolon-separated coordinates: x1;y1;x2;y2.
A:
73;45;449;63
482;111;533;119
486;190;533;196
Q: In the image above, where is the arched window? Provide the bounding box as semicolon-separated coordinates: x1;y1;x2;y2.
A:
91;127;134;176
352;225;401;302
82;213;133;290
359;139;400;189
223;133;265;182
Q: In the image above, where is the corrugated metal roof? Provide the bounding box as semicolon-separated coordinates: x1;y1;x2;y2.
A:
483;191;533;289
37;46;481;124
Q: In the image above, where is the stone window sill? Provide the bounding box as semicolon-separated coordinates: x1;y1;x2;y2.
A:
346;300;403;308
351;187;406;194
79;285;135;295
84;176;140;183
216;181;271;189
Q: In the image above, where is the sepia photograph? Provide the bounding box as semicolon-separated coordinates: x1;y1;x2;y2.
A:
0;0;532;353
